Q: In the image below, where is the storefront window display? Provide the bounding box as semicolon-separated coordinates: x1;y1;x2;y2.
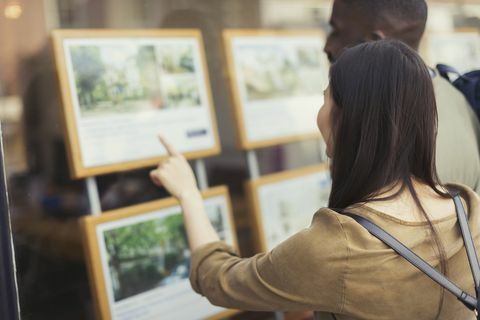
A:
0;1;478;319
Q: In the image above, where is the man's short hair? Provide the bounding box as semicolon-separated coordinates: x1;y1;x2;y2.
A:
344;0;428;48
348;0;428;25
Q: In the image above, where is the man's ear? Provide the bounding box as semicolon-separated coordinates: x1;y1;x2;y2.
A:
368;30;387;41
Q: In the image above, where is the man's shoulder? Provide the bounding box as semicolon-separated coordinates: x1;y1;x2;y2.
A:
432;74;480;194
432;75;479;124
432;76;467;104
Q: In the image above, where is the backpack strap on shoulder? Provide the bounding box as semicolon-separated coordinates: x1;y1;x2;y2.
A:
436;64;462;82
435;63;480;119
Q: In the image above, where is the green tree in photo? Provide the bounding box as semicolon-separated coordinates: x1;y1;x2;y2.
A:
136;46;160;97
105;220;165;301
161;214;188;272
179;48;195;73
70;46;107;109
109;69;128;105
162;214;188;252
104;213;189;302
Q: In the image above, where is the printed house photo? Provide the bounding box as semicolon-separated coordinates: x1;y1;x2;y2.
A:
68;42;202;117
103;213;189;302
248;166;332;251
237;44;324;102
103;203;228;302
206;204;227;240
265;177;330;248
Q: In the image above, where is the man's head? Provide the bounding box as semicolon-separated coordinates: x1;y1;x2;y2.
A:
324;0;428;63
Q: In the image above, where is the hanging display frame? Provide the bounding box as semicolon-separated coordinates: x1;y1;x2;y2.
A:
223;29;328;150
52;29;221;178
245;164;331;252
82;185;239;320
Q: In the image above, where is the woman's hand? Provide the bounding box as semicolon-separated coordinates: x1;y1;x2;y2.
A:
150;136;220;250
150;136;199;200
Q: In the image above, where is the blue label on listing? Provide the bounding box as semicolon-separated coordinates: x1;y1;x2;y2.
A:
187;129;208;138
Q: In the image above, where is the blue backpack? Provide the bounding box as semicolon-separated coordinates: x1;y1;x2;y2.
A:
436;64;480;121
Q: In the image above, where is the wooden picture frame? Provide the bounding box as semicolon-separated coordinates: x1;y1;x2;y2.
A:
82;186;239;320
246;164;331;252
223;29;328;150
424;30;480;73
52;29;221;178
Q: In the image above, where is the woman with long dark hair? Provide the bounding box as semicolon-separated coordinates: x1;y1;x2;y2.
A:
150;39;480;319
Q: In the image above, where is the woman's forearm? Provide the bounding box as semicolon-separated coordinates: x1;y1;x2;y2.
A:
180;189;220;251
149;136;221;251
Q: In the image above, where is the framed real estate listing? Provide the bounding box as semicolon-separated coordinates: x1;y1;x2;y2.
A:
246;164;331;252
425;30;480;73
223;29;329;150
52;29;221;178
81;186;239;320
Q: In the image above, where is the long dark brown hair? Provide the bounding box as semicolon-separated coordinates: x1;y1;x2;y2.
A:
328;39;448;316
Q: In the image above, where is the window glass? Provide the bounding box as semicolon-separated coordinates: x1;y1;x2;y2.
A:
0;1;478;319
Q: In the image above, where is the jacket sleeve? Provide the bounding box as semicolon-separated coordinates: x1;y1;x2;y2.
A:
189;209;348;313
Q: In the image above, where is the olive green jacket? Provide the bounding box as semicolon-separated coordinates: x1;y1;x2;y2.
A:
190;184;479;319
